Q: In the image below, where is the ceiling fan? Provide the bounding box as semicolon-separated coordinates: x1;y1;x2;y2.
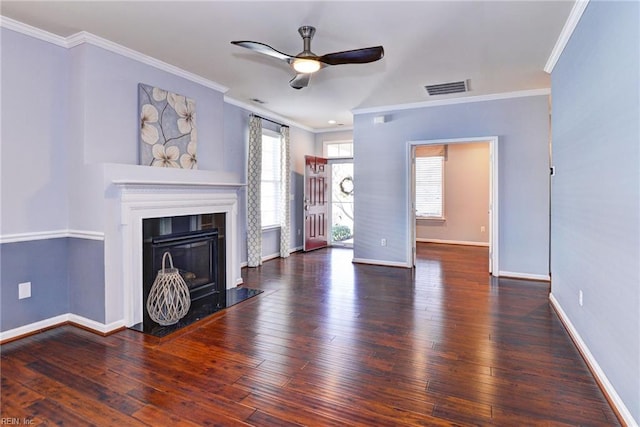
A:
231;26;384;89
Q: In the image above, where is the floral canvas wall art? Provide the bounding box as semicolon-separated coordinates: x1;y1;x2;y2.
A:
139;83;197;169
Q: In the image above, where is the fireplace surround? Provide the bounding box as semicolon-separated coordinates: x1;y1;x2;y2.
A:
113;179;243;328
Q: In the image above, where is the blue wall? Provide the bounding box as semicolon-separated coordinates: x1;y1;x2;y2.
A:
551;1;639;422
1;24;316;333
353;95;550;276
68;238;105;322
1;239;69;330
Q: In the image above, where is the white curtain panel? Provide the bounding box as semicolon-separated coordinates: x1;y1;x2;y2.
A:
279;126;291;258
247;115;263;267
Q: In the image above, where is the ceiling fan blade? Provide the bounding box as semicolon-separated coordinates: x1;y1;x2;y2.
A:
318;46;384;66
230;41;294;62
289;73;310;90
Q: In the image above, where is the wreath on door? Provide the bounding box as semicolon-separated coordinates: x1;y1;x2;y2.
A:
339;176;354;196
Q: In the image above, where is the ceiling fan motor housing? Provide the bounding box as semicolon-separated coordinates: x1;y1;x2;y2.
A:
298;26;316;57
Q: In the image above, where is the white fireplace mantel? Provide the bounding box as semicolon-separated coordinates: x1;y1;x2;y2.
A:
112;179;246;191
113;179;244;327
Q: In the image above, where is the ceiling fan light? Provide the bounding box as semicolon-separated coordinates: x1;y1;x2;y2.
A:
292;58;321;74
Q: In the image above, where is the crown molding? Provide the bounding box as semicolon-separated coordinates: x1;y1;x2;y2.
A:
544;0;590;73
0;15;67;47
223;96;315;133
224;95;352;134
352;88;551;116
1;16;228;94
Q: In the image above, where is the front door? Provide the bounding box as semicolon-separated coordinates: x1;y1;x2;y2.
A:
304;155;329;251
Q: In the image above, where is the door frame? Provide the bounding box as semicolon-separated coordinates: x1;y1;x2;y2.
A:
407;136;499;274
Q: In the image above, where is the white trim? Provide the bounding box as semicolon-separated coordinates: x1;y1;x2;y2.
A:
315;125;354;134
498;271;550;281
116;186;241;327
224;96;314;133
544;1;590;73
417;238;489;247
353;89;550;116
0;313;124;343
0;230;105;244
112;179;245;190
262;252;282;263
352;258;412;268
549;293;637;427
0;314;69;342
0;16;67;47
67;230;106;241
408;137;499;275
0;17;228;94
68;314;126;334
68;31;228;93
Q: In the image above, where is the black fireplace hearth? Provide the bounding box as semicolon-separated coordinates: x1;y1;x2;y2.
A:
130;286;263;337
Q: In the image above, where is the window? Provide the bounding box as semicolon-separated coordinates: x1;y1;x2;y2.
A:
324;141;353;158
261;130;282;228
415;145;445;219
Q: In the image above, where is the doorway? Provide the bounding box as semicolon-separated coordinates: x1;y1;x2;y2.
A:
407;137;499;274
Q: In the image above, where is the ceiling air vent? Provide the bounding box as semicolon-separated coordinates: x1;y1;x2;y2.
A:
425;80;469;96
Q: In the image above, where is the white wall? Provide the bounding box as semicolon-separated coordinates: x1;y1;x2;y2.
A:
417;142;490;244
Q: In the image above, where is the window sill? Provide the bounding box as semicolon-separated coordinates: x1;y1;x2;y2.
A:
416;217;446;222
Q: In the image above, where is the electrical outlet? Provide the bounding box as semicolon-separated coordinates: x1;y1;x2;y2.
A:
579;290;583;307
297;229;301;236
18;282;31;299
381;238;387;246
480;226;486;233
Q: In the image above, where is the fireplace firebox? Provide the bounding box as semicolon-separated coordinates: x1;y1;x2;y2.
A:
139;213;226;335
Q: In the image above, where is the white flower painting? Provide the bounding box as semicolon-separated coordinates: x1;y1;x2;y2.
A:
139;83;197;169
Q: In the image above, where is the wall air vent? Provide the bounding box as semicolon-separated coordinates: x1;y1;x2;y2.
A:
425;80;469;96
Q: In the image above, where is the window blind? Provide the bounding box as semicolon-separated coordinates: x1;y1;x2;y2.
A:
415;145;445;218
261;132;282;227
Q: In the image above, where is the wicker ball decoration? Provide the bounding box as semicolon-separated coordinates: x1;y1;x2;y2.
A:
146;252;191;326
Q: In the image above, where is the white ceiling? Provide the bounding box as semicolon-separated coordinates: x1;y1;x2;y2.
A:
1;1;574;131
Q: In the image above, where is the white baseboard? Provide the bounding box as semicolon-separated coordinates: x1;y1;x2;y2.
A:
68;314;125;334
262;252;281;262
549;293;637;427
416;238;489;247
0;314;69;342
0;313;123;342
352;258;412;268
498;270;550;281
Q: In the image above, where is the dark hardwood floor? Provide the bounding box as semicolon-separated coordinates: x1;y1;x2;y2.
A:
1;243;619;426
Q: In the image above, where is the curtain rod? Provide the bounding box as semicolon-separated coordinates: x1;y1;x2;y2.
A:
250;113;289;128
